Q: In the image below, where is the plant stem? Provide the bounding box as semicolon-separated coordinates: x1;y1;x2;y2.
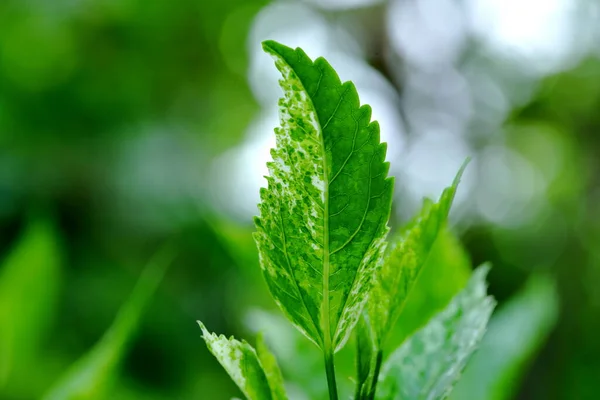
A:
367;349;383;400
324;349;339;400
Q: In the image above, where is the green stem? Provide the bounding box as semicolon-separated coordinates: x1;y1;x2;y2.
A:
367;349;383;400
324;349;339;400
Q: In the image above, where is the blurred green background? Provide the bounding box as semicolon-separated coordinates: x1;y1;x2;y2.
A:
0;0;599;399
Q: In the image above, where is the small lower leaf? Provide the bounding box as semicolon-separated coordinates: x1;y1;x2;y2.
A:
377;265;495;400
355;314;376;399
256;333;288;400
199;322;288;400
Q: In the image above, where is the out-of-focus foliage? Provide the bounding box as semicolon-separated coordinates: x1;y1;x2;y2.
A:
0;218;61;396
43;245;176;400
377;266;495;400
1;0;599;398
451;274;559;400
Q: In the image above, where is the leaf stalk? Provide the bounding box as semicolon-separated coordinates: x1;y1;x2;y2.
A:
367;349;383;400
324;349;339;400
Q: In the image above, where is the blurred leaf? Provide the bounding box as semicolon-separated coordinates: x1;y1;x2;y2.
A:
199;322;288;400
256;333;287;400
0;219;62;388
359;224;472;399
42;245;176;400
385;229;472;353
377;265;496;400
369;162;467;348
254;40;394;352
450;274;558;400
355;314;377;399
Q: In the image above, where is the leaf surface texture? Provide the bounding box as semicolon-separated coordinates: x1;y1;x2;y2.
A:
254;40;393;351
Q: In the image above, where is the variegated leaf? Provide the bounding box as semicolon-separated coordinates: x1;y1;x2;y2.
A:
450;274;558;400
254;40;394;352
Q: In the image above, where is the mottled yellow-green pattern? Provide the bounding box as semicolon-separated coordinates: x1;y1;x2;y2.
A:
369;163;467;348
254;40;394;352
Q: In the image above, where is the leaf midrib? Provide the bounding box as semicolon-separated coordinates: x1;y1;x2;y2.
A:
282;56;333;351
315;72;333;353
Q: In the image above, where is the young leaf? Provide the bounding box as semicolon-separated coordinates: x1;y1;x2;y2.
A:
358;229;471;400
369;163;467;349
450;274;558;400
254;40;394;352
256;333;288;400
376;265;495;400
199;322;288;400
42;245;176;400
0;219;61;390
385;228;471;352
355;314;378;399
244;308;356;399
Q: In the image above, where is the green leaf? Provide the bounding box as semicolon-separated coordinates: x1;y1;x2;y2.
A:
256;333;288;400
245;308;356;399
199;322;288;400
254;40;394;352
369;163;467;348
377;265;496;400
450;274;558;400
42;245;176;400
0;219;62;389
355;314;378;399
385;228;471;352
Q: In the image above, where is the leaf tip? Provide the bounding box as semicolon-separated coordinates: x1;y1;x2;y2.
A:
261;39;275;52
474;262;492;278
261;40;288;56
197;320;210;338
453;157;471;187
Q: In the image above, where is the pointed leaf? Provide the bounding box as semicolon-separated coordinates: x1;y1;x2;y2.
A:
256;333;288;400
0;219;61;389
254;40;394;352
355;314;378;399
199;322;288;400
42;245;176;400
377;265;495;400
450;274;558;400
369;163;467;348
386;229;471;352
